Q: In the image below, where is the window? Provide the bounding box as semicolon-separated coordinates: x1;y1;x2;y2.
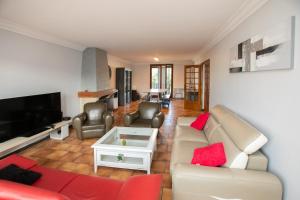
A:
150;64;173;96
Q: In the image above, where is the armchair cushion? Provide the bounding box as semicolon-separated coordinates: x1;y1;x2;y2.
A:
128;119;152;128
124;111;140;126
138;102;160;120
82;120;105;131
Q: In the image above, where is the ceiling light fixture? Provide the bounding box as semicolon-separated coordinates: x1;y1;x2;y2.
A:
153;57;159;62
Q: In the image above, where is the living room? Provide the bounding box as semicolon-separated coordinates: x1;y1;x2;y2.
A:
0;0;299;199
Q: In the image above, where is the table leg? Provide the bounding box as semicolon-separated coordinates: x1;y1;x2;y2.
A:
146;153;151;174
94;150;97;173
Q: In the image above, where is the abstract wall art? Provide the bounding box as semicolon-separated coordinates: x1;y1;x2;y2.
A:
229;16;295;73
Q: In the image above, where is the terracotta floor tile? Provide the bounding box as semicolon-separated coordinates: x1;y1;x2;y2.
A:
45;150;69;160
157;144;168;152
155;152;171;161
73;153;93;165
95;166;116;177
162;188;172;200
151;161;166;173
42;160;64;169
109;168;133;181
161;173;172;188
60;152;82;162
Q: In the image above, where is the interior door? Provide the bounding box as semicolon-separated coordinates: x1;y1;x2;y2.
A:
184;65;202;110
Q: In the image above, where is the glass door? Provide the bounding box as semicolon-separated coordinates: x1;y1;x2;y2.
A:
150;64;173;97
184;65;201;110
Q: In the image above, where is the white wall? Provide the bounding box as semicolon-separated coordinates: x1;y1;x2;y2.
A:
195;0;300;199
0;29;82;117
131;61;193;94
107;54;132;89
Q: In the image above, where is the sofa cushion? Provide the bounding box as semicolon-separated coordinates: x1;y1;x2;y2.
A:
0;154;37;169
190;113;210;130
174;125;208;143
208;127;248;169
60;175;123;200
31;166;78;192
177;117;197;126
203;116;220;140
117;175;162;200
191;143;226;167
170;140;208;173
0;180;70;200
211;105;268;154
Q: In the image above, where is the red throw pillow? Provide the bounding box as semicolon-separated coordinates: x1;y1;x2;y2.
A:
191;143;226;167
190;113;210;130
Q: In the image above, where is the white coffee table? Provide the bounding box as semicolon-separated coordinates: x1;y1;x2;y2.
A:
91;126;158;174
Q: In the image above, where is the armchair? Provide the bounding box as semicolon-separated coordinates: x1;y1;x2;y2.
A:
124;102;164;128
72;102;114;140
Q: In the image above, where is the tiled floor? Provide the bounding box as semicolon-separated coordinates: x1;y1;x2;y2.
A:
19;99;200;200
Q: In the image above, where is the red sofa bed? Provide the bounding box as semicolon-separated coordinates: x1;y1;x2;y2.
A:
0;155;162;200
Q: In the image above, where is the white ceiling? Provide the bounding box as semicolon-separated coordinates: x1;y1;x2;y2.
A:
0;0;251;63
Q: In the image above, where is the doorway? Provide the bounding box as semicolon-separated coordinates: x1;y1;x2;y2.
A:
184;60;210;112
150;64;173;97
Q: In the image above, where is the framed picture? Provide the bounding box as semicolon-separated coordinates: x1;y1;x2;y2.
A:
229;16;295;73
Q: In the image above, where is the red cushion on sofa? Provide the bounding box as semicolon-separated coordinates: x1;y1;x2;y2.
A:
190;113;210;130
191;143;226;167
0;154;37;169
117;175;162;200
0;180;70;200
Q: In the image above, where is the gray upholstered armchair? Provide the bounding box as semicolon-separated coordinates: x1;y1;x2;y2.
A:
72;102;114;140
124;102;164;128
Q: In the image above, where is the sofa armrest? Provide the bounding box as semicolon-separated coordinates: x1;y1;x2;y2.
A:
0;180;70;200
117;175;162;200
72;113;87;139
172;163;282;200
124;111;139;126
103;111;114;132
152;112;164;128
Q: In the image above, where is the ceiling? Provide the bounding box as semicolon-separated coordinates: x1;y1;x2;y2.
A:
0;0;248;63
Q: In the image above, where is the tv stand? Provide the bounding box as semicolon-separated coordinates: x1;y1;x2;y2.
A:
49;120;71;140
0;120;71;158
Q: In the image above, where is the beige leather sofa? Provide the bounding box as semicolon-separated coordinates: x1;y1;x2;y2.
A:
171;105;282;200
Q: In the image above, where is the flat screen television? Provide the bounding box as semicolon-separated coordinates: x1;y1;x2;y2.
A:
0;92;62;143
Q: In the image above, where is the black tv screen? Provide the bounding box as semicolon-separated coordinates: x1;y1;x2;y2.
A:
0;92;62;143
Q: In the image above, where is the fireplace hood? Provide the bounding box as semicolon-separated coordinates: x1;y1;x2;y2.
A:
81;47;110;91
